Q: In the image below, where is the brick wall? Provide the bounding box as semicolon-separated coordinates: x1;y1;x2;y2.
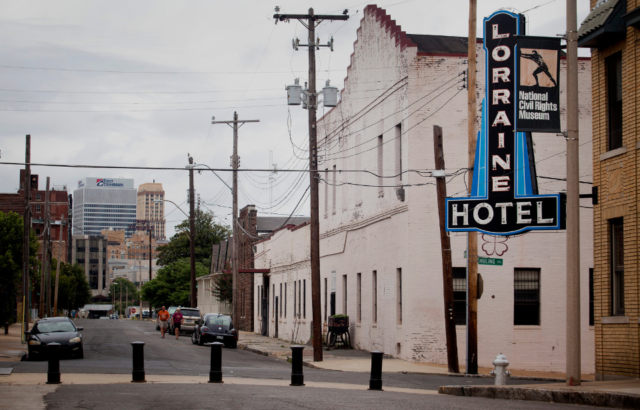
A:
237;205;258;331
590;0;640;381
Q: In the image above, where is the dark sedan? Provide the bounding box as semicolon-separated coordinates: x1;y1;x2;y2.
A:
26;317;84;360
191;314;237;348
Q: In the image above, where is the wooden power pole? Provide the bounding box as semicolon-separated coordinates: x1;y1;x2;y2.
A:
565;0;581;386
53;214;64;316
22;135;31;332
433;125;459;374
188;155;196;308
44;178;52;317
274;7;349;363
466;0;479;375
211;113;259;327
40;177;50;317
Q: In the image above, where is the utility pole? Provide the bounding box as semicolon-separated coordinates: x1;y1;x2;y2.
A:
188;155;197;308
274;7;349;362
44;178;52;317
53;214;64;316
148;225;152;282
211;113;259;329
433;125;460;374
22;135;31;332
565;0;581;386
466;0;479;375
40;177;50;317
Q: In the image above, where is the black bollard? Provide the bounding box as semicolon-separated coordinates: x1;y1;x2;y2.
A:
290;345;305;386
46;343;61;384
208;342;224;383
4;322;8;335
368;351;384;391
131;341;146;382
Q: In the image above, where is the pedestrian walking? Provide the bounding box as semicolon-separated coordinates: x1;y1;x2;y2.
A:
157;306;170;339
172;308;184;340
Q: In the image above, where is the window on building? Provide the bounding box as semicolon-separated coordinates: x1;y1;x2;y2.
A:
357;273;361;323
514;268;541;325
453;267;467;325
372;270;378;323
395;124;402;184
342;274;347;314
303;279;306;319
607;53;623;150
332;165;337;214
377;135;383;194
280;283;282;318
324;278;328;322
284;283;287;318
611;219;624;316
272;284;275;318
35;228;41;235
397;268;402;325
294;281;297;318
36;204;41;213
36;193;41;200
298;280;301;318
589;268;594;326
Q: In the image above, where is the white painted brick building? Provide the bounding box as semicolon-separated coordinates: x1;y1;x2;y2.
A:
254;5;594;374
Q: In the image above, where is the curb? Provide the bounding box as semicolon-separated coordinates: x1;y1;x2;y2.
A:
446;373;578;382
237;343;271;357
438;385;640;409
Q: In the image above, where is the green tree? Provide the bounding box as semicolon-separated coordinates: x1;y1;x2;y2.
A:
52;261;91;313
109;278;139;302
156;210;230;267
141;258;208;307
0;212;40;294
212;272;233;304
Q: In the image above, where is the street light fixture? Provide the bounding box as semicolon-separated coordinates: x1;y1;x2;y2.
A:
185;163;233;193
153;199;189;218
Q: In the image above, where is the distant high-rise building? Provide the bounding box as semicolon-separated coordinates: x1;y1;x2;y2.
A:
136;182;166;240
73;178;137;238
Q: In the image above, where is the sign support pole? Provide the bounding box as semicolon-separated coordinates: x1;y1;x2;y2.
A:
565;0;581;386
433;125;460;373
466;0;479;375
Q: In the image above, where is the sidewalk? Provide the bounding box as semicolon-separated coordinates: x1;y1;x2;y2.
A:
0;323;27;362
439;380;640;409
238;331;593;381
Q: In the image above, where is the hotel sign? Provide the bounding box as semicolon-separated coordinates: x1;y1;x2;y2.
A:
445;11;565;236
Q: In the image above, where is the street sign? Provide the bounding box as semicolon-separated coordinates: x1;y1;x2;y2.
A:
445;10;565;236
478;257;503;266
131;308;136;313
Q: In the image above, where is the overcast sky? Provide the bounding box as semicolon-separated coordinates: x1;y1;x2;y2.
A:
0;0;591;238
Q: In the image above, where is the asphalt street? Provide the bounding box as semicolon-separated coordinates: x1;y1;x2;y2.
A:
7;319;602;409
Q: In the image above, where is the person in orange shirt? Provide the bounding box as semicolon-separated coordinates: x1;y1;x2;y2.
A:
157;306;170;339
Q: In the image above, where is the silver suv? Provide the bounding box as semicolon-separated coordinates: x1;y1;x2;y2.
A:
169;307;201;334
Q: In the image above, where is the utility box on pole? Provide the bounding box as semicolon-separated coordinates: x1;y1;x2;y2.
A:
286;79;302;105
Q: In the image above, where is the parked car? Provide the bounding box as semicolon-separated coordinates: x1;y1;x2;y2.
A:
26;317;84;360
191;314;237;348
142;310;150;319
110;314;118;319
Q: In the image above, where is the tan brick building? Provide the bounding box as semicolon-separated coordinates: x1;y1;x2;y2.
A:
127;232;160;260
579;0;640;380
101;229;127;260
136;182;166;240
